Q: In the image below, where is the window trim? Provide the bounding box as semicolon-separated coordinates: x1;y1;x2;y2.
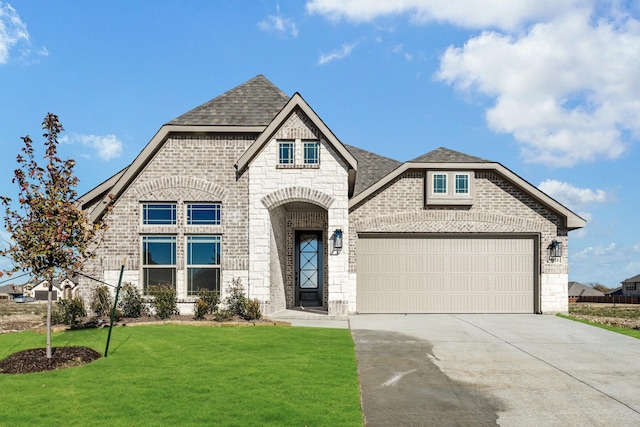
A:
186;235;221;296
303;140;320;165
278;140;295;165
141;235;177;293
186;203;221;225
141;202;177;225
426;171;474;206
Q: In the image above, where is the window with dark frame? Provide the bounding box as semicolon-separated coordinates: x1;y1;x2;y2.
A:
142;235;176;292
142;203;177;225
187;235;221;296
187;203;221;225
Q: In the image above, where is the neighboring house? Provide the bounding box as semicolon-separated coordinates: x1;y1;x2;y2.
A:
0;284;23;300
26;278;79;302
78;75;585;316
606;286;624;296
621;274;640;297
568;281;604;298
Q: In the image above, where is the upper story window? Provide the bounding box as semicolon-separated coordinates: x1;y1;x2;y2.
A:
142;203;176;225
433;174;447;194
187;203;221;225
303;141;319;164
455;174;469;194
279;141;294;164
426;171;474;206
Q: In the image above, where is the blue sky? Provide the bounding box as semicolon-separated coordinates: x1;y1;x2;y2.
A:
1;1;639;288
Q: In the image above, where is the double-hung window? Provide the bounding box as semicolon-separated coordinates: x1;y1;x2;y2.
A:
187;203;221;225
142;236;176;292
279;141;294;165
433;174;447;194
142;203;176;225
187;236;221;296
303;140;319;164
455;174;469;195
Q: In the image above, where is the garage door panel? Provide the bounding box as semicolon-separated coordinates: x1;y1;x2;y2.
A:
357;236;535;314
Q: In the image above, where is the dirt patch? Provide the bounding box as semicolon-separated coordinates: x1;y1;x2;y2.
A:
569;314;640;329
0;346;101;374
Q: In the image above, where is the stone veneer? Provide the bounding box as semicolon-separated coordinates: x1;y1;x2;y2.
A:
349;169;570;313
247;108;351;315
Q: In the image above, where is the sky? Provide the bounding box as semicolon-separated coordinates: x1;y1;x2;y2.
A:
0;1;639;288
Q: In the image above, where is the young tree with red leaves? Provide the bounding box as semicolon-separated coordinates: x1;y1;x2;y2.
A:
1;113;110;358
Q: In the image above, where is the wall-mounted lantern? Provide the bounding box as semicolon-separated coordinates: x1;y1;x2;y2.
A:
333;229;343;251
548;240;562;260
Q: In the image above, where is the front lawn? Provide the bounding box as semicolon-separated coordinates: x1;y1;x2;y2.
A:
0;325;363;427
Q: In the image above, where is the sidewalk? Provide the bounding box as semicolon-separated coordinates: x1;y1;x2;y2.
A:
267;308;349;329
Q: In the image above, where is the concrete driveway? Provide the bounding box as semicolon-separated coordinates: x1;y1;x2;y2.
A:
350;314;640;426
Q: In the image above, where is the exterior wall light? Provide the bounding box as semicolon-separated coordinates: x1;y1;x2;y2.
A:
549;240;562;260
333;229;343;250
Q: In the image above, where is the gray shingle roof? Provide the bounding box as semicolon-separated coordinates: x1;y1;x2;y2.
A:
622;274;640;283
345;144;402;196
168;75;290;126
411;147;490;163
568;281;605;297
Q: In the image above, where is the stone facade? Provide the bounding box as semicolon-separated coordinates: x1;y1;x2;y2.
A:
247;109;351;315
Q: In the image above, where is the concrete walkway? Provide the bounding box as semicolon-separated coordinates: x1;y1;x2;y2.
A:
349;314;640;426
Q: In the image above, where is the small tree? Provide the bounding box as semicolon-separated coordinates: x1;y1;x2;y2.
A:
0;113;110;358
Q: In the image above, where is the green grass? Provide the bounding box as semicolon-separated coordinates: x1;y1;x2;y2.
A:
558;313;640;339
0;325;363;427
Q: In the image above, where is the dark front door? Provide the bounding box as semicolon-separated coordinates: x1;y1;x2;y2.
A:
295;230;323;307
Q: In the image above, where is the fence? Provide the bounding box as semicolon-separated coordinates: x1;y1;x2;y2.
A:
573;296;640;304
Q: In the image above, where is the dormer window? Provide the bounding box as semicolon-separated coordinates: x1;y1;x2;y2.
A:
278;141;294;164
426;171;474;206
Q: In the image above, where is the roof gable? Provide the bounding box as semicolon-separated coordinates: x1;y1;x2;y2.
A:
411;147;490;163
345;144;402;196
236;92;357;175
168;75;289;126
622;274;640;283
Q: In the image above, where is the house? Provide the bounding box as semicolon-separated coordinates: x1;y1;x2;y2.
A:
26;278;79;302
568;281;604;298
78;75;585;316
0;284;23;300
621;274;640;297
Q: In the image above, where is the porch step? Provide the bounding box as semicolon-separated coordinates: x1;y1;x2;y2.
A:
268;309;348;321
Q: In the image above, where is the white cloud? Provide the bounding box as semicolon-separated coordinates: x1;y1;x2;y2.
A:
306;0;583;31
318;41;359;65
61;133;123;161
391;44;413;61
538;179;610;209
258;4;299;37
437;11;640;166
573;242;617;260
0;2;29;64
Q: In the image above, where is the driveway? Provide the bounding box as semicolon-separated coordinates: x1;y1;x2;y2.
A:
350;314;640;426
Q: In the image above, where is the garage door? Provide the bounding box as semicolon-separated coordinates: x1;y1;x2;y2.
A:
357;236;536;313
35;290;57;301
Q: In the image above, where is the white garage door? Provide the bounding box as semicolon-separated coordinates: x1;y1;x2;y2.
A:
357;236;536;313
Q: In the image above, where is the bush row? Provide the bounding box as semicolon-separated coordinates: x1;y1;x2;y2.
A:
49;279;261;325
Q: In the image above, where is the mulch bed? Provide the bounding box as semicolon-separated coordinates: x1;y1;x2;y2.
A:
0;346;101;375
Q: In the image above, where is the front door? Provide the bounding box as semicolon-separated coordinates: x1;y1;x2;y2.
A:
295;230;323;307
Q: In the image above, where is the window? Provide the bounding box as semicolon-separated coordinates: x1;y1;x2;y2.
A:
279;141;294;164
142;203;176;225
426;171;474;206
142;236;176;292
187;203;221;225
303;141;319;164
625;283;637;291
187;236;221;296
433;174;447;194
455;174;469;194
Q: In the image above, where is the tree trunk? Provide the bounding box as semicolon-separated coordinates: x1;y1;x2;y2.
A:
46;281;53;359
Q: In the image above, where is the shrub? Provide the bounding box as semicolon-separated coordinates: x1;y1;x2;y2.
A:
118;283;145;318
50;297;87;325
222;278;261;321
193;288;220;320
214;308;235;322
244;298;262;321
148;284;178;319
224;278;248;317
90;285;113;317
